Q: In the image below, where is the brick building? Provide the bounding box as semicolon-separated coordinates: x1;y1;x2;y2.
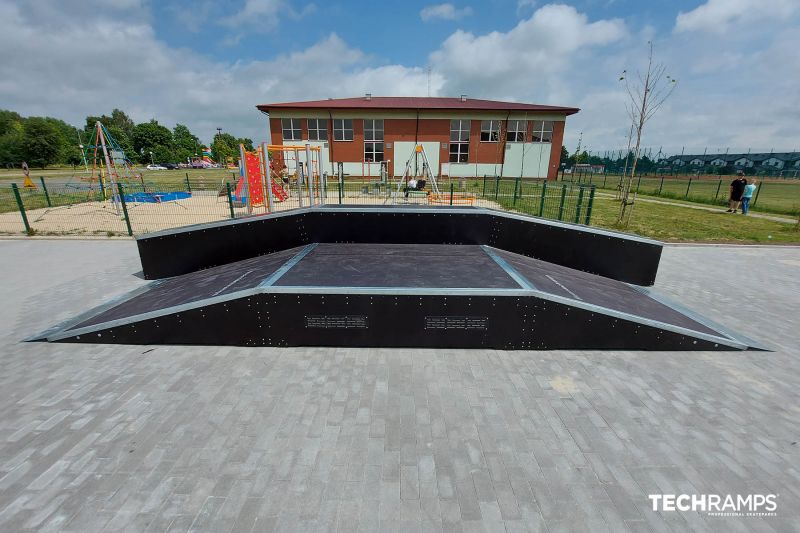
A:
256;96;579;180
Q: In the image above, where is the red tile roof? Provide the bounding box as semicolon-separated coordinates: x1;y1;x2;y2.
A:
256;96;579;115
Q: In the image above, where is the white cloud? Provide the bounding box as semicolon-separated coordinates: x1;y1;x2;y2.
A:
516;0;537;15
0;0;797;155
420;3;473;22
221;0;316;31
0;1;437;143
430;4;626;96
675;0;799;34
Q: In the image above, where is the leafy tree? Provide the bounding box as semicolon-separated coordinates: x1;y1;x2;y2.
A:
0;111;23;166
132;120;174;163
560;145;569;165
21;117;64;168
211;132;239;165
238;137;254;152
0;110;22;136
173;124;200;163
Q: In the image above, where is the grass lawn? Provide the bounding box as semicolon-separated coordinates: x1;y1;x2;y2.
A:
589;196;800;244
568;174;800;216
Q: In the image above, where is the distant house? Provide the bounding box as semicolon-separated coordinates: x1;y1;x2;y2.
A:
653;151;797;173
763;157;784;169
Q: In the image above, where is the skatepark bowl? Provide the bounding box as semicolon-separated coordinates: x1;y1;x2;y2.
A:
33;206;763;351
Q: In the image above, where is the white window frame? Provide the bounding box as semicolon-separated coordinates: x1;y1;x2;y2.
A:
480;120;500;142
281;118;301;141
308;118;328;141
363;119;384;162
531;120;553;143
333;119;353;141
506;120;526;142
449;119;470;163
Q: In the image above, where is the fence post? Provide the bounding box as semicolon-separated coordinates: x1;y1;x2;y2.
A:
714;179;722;201
574;186;585;224
752;181;763;207
494;176;500;200
658;177;664;195
185;173;192;193
482;175;487;196
117;183;133;236
449;183;454;205
685;177;693;198
40;177;51;207
538;181;548;217
602;174;607;188
11;183;31;234
226;182;236;219
636;175;642;192
584;186;595;225
513;177;520;205
557;184;567;221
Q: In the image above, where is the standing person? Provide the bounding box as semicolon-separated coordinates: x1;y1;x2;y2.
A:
741;178;757;215
727;171;747;213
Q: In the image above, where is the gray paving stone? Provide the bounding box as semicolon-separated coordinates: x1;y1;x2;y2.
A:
0;241;799;532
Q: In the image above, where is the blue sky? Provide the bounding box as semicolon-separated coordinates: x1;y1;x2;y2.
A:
1;0;798;154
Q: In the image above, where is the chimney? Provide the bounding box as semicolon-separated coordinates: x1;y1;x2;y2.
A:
365;93;372;101
460;94;467;102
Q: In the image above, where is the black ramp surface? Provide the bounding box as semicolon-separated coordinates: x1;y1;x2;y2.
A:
276;244;520;288
70;246;305;329
493;248;719;335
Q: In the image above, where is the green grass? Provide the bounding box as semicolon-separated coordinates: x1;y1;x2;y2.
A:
565;174;800;216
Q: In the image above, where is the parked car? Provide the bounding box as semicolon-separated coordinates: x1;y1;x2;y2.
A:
161;163;179;170
146;164;167;170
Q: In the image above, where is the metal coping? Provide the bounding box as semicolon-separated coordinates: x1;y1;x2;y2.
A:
480;246;535;290
134;205;662;247
630;285;771;351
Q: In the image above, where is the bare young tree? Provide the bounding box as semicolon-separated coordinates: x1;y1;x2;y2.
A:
617;42;677;226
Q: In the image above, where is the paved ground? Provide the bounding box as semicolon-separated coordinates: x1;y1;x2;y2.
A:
0;239;798;532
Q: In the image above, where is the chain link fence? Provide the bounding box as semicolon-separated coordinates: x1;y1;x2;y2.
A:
0;172;595;236
560;171;800;217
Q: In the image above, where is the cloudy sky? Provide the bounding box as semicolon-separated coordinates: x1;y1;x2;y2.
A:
1;0;797;155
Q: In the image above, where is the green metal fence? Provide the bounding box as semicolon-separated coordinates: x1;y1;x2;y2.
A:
560;172;800;217
0;174;595;236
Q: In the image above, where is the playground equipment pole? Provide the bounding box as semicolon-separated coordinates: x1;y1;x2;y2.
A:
239;144;252;215
297;161;305;208
305;144;314;207
261;142;275;213
97;122;120;215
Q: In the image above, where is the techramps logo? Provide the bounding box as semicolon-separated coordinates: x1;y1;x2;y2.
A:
649;494;778;518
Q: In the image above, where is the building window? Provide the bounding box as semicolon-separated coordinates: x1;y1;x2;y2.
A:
333;119;353;141
281;118;301;141
480;120;500;142
308;119;328;141
363;119;384;162
507;120;526;142
531;120;553;143
449;119;470;163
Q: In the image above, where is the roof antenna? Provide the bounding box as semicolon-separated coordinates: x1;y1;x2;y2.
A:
426;67;431;97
